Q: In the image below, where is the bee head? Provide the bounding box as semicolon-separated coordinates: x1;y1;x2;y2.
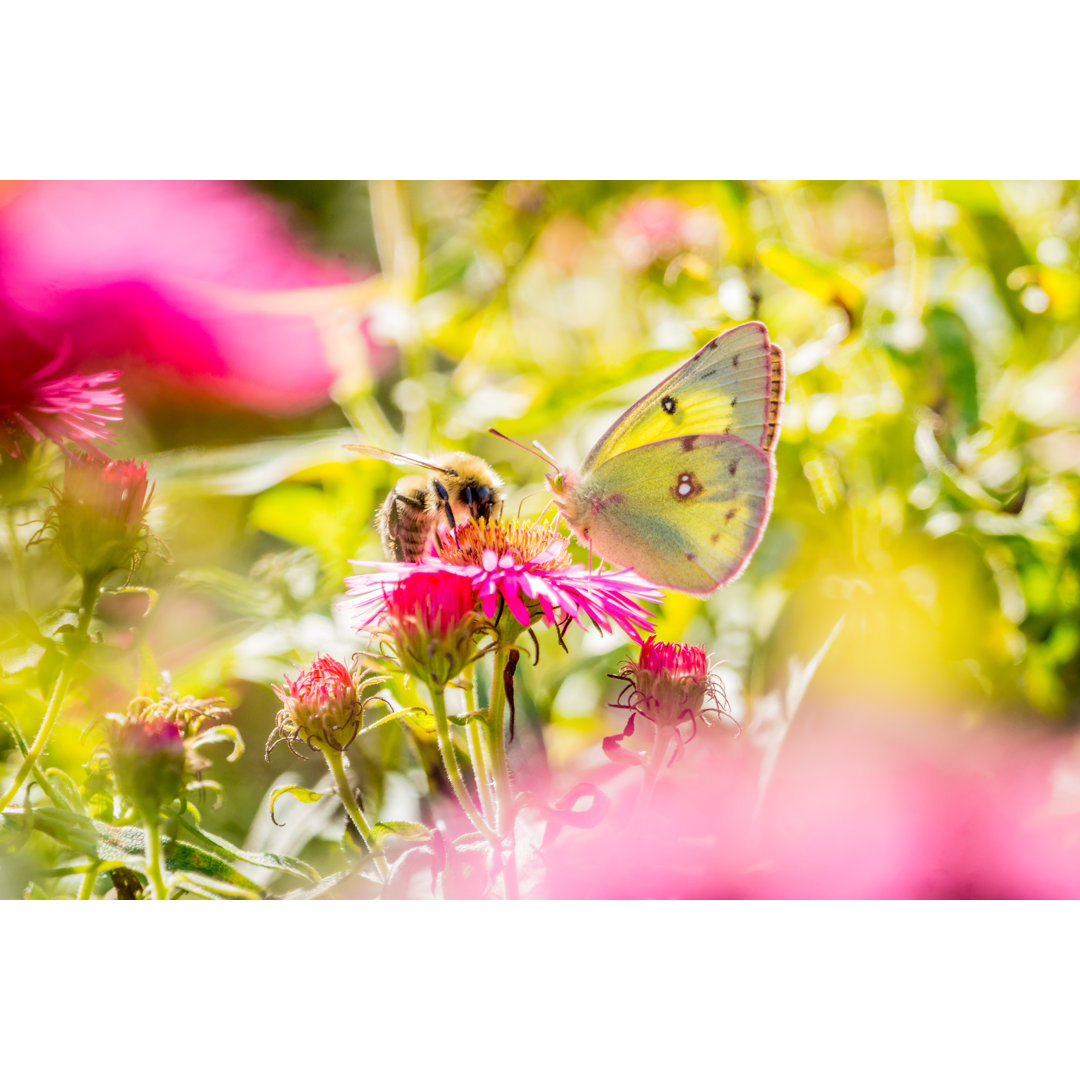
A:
462;482;501;522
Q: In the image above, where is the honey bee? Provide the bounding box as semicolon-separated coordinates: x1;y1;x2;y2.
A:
348;445;505;561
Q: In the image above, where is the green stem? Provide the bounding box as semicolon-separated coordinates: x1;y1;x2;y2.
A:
322;748;390;881
430;685;498;842
143;819;168;900
78;861;100;901
485;645;519;899
6;507;32;615
466;718;496;824
486;646;514;836
0;574;101;813
463;669;496;822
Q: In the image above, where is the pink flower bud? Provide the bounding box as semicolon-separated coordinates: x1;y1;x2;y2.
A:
270;655;364;754
50;451;153;580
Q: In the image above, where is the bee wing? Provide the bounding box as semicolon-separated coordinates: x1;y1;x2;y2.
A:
345;444;454;475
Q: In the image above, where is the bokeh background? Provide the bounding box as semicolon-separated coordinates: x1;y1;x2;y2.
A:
3;180;1080;897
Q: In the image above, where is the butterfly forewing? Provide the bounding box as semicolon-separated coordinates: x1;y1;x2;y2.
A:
576;434;775;594
765;342;785;452
580;322;779;474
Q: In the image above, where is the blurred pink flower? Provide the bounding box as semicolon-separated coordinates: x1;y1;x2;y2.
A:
0;308;123;456
539;714;1080;899
0;181;366;414
611;195;718;270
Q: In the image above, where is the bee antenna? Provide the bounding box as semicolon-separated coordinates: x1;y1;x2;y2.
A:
489;428;558;469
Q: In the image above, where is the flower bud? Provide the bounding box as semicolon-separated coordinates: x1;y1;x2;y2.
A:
605;638;730;765
271;655;363;754
632;639;711;728
106;713;187;821
51;451;152;580
99;687;235;821
382;571;478;685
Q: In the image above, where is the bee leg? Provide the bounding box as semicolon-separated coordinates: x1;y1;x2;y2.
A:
433;480;458;530
378;487;428;561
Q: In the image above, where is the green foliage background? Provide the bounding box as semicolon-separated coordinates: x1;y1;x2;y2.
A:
3;180;1080;896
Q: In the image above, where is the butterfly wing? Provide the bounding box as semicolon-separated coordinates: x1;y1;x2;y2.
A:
581;322;783;473
570;434;775;593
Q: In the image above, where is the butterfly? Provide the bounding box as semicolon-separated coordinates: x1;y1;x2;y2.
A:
541;321;784;594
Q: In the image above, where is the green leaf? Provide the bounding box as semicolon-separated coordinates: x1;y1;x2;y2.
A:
43;768;86;814
169;871;263;901
360;706;429;735
189;724;246;763
177;818;319;883
0;703;30;757
371;820;432;844
269;784;327;825
757;239;865;316
6;807;264;893
276;869;354;900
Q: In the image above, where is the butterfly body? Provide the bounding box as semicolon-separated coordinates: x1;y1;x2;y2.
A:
545;322;784;594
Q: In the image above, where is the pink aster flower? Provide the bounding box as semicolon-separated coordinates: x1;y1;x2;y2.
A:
0;312;123;457
344;518;661;643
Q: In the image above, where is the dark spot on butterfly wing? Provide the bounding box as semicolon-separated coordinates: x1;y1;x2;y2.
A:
671;471;704;502
725;508;736;522
681;435;698;452
728;462;737;476
661;395;677;415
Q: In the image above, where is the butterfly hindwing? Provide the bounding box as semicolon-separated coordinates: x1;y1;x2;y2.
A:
573;434;775;594
580;322;780;474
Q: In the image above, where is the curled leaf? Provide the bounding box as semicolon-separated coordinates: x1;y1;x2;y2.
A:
371;820;432;845
269;784;327;826
189;724;246;762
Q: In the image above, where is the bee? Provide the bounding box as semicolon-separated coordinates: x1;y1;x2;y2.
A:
348;445;505;561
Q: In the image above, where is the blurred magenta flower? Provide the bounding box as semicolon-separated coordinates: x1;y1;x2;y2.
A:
0;308;123;457
0;181;362;414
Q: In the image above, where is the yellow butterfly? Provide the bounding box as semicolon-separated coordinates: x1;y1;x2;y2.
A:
542;321;784;594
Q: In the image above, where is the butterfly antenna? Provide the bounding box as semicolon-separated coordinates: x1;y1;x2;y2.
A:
489;428;558;469
531;439;557;468
515;488;547;516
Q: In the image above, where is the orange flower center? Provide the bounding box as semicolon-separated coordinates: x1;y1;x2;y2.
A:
437;517;572;570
